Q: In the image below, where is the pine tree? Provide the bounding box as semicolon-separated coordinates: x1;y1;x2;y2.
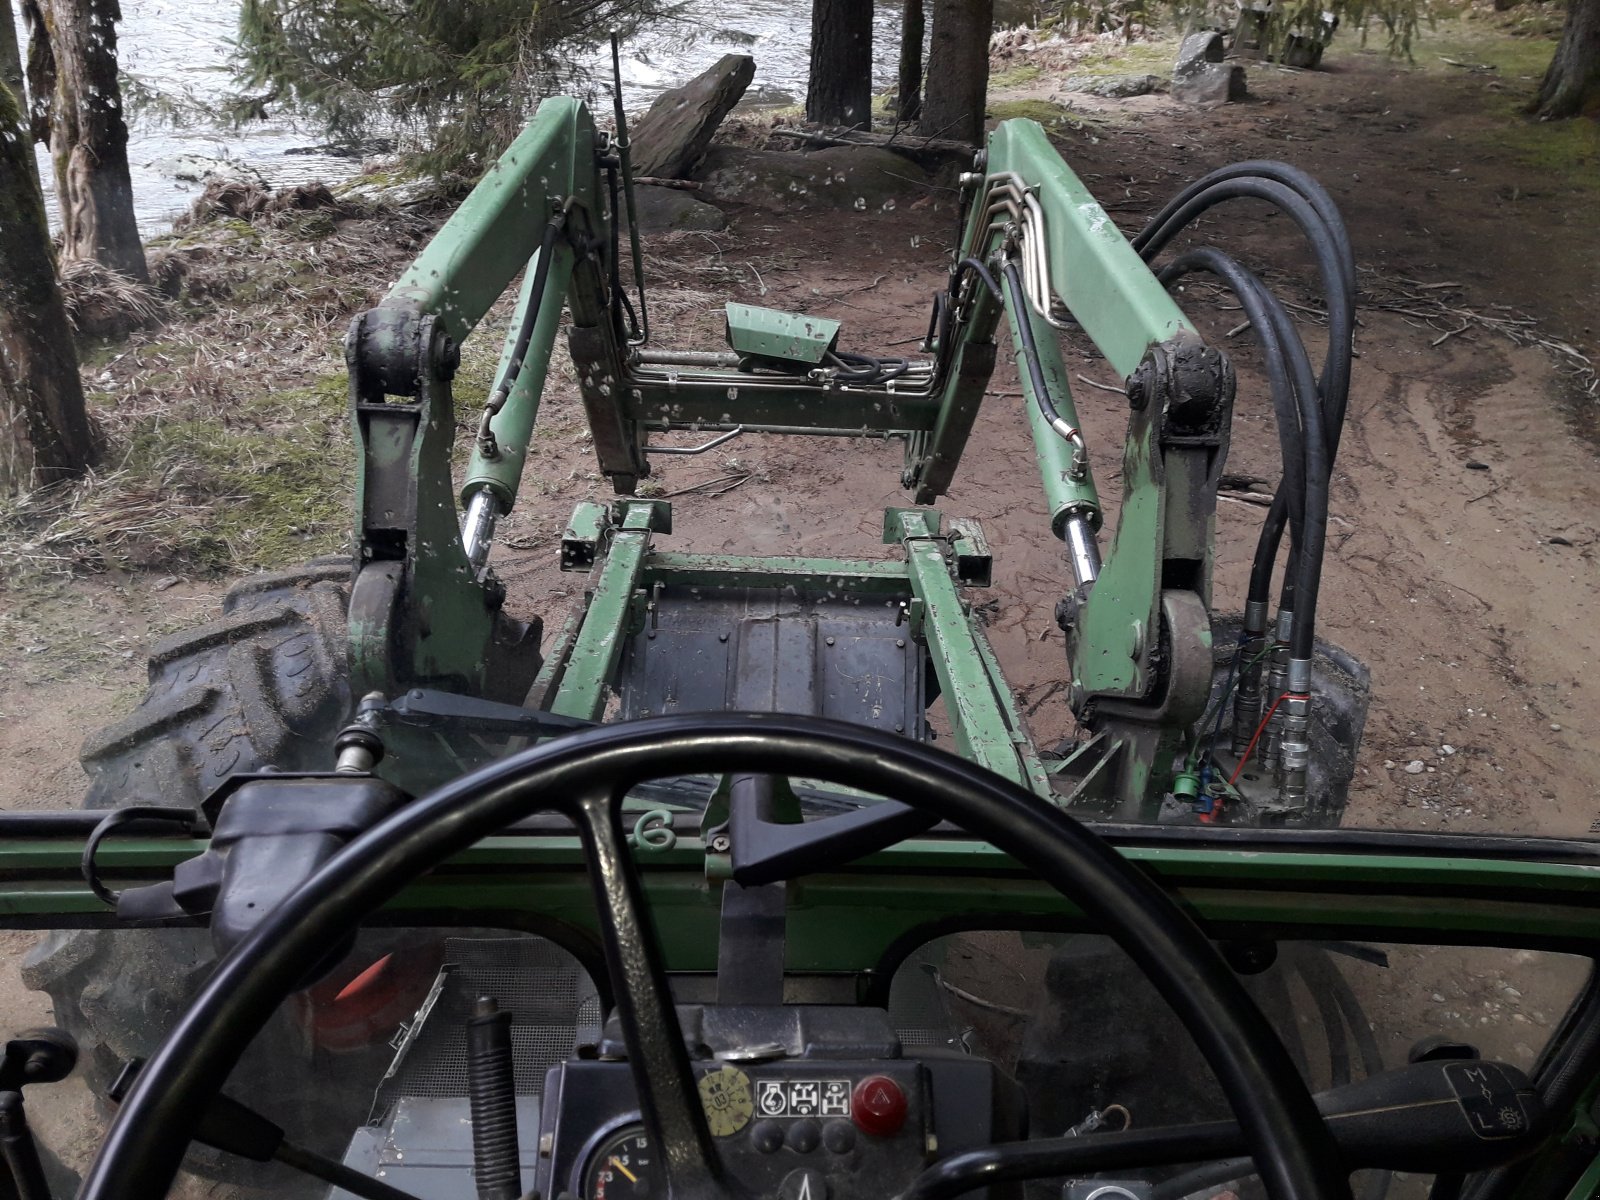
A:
233;0;667;174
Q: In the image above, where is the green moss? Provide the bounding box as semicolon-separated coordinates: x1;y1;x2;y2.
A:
1469;114;1600;182
115;374;352;572
987;99;1073;126
1074;37;1181;76
1419;18;1597;187
990;63;1044;89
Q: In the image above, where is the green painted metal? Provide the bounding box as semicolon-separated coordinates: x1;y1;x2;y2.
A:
891;508;1037;785
548;501;663;721
18;836;1600;963
642;552;911;596
1003;294;1102;538
974;120;1193;378
625;381;940;434
1073;380;1164;698
561;501;611;571
384;98;599;341
910;288;998;504
724;303;840;366
462;238;577;511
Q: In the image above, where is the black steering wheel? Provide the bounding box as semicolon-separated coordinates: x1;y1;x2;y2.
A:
80;713;1349;1200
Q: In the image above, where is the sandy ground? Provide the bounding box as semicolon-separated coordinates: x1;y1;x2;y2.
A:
0;19;1597;1186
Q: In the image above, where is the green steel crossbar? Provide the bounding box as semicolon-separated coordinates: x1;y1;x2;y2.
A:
12;838;1600;960
892;509;1042;787
549;501;661;721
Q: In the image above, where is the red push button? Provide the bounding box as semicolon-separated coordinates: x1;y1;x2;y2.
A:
851;1074;907;1136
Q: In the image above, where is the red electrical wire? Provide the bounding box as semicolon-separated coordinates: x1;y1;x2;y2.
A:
1229;691;1294;786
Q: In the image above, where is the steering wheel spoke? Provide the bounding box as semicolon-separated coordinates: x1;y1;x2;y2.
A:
574;783;724;1197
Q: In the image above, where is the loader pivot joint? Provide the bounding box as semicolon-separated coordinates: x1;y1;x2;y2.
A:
1129;333;1235;439
346;307;454;401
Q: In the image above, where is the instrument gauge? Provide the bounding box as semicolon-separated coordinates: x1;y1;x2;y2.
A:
583;1124;660;1200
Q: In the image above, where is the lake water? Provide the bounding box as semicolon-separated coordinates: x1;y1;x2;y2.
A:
13;0;919;235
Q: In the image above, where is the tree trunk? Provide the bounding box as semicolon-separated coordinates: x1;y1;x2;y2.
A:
1;0;44;195
896;0;924;123
919;0;993;144
34;0;147;282
1531;0;1600;119
0;79;95;493
806;0;873;131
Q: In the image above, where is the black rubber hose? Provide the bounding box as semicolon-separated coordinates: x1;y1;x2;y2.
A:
826;350;911;385
1133;161;1355;309
1002;260;1076;439
82;714;1348;1200
486;211;567;414
1155;248;1329;659
1250;279;1323;627
1156;250;1308;561
955;255;1005;304
1133;175;1354;465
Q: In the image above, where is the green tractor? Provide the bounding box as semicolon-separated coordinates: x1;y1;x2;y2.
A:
2;88;1595;1200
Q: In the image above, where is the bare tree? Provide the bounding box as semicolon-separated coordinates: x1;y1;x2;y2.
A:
0;79;95;493
26;0;147;282
806;0;873;130
1531;0;1600;119
896;0;924;123
2;0;44;196
919;0;993;144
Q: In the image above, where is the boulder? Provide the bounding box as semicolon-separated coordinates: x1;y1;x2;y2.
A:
1060;73;1165;98
630;54;756;179
1171;61;1248;106
1175;30;1226;71
150;152;267;187
625;184;727;234
693;145;930;211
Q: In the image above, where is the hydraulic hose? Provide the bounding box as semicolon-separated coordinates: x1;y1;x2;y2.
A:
1134;174;1354;452
1002;260;1079;444
1155;249;1328;661
1136;164;1354;663
487;212;567;416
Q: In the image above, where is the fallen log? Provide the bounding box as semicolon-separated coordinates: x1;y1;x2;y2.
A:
769;126;975;163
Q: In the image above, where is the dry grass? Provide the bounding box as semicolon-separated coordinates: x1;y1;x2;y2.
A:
2;184;745;582
2;190;437;579
57;260;169;339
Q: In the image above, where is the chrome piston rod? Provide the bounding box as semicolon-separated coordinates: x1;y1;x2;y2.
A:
461;489;502;574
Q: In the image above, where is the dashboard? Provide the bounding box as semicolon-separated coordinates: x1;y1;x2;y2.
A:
534;1006;1022;1200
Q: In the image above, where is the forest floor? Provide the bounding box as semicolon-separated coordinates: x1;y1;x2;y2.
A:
0;5;1598;1184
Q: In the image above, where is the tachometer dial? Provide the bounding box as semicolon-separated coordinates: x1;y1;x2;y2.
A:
584;1125;660;1200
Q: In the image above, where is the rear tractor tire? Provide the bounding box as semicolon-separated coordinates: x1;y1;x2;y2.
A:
22;560;365;1173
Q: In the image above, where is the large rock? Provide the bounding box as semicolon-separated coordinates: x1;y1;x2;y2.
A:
1172;61;1248;105
630;54;756;179
150;152;267;187
1060;73;1165;98
1172;32;1245;106
693;145;930;211
626;184;727;234
1175;30;1226;71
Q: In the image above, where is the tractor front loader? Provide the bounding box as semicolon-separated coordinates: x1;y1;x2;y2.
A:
22;88;1383;1194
